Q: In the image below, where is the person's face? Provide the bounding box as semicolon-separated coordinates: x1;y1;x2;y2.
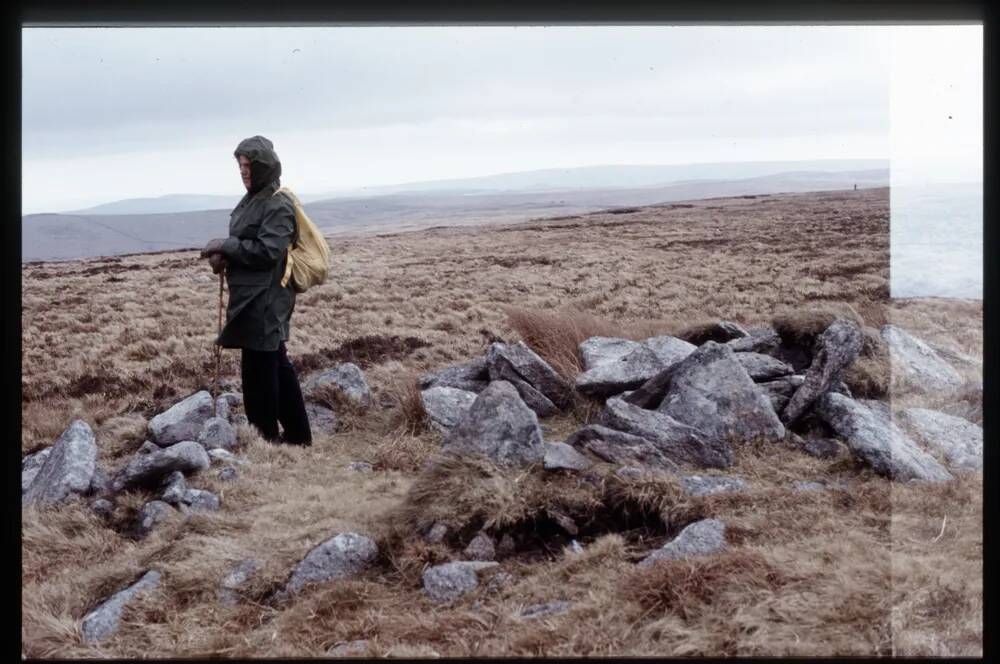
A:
238;155;252;190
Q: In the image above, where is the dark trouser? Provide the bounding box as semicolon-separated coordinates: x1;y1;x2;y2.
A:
241;341;312;445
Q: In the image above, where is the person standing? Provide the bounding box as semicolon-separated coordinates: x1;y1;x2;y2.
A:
200;135;312;446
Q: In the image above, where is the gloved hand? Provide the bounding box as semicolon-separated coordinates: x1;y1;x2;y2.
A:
200;238;227;257
209;253;227;274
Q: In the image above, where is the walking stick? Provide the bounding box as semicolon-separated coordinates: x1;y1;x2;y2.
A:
212;273;224;417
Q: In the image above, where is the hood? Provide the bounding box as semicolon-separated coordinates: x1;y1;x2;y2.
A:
234;135;282;195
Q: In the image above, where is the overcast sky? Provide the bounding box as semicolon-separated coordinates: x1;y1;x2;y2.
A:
21;25;980;214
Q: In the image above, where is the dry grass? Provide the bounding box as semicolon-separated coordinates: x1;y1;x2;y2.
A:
21;187;982;656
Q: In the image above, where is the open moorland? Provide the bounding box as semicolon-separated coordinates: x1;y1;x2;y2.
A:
21;187;982;658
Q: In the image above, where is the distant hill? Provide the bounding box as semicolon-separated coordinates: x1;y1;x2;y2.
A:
22;168;887;262
56;159;888;216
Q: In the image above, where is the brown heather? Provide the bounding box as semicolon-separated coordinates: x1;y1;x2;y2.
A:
21;188;982;657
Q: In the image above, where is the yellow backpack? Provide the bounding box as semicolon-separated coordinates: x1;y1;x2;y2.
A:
273;186;330;293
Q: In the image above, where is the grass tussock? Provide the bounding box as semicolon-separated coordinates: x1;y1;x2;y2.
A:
502;305;624;379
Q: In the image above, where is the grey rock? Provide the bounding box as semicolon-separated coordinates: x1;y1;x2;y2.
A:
756;375;805;413
881;324;964;395
420;386;478;434
208;448;241;465
790;434;843;459
792;481;827;492
565;423;675;473
897;407;983;471
348;461;374;473
639;519;727;566
424;522;449;544
137;440;161;454
925;341;982;370
442;380;545;467
783;318;864;424
21;447;52;494
136;501;174;537
285;532;378;595
642;334;697;366
575;345;669;399
327;640;369;657
181;488;221;512
81;570;161;643
87;464;112;497
496;533;516;558
422;561;499;602
305;363;373;407
550;511;579;536
91;498;114;517
197;417;238;451
543;442;593;471
159;471;189;505
218;467;239;482
498;371;561;418
681;474;748;497
463;532;497;561
814;393;953;482
657;341;785;444
419;356;490;393
735;352;795;381
214;397;231;423
113;440;211;492
218;558;261;606
602;397;733;469
486;342;572;408
579;337;643;371
23;419;97;507
726;328;781;355
232;414;249;429
149;391;215;446
305;402;338;436
484;570;514;593
569;540;584;554
519;600;572;620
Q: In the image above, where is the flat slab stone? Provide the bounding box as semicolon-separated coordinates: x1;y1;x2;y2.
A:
639;519;727;566
579;337;643;371
543;442;593;471
897;407;983;471
566;425;681;472
641;335;697;366
81;570;162;643
149;391;214;446
422;561;499;602
23;419;97;507
881;324;964;395
419;356;490;393
681;474;748;497
113;441;211;492
735;352;794;381
814;393;953;483
575;345;668;399
602;397;732;469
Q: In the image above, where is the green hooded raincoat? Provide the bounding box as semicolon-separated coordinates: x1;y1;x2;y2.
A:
216;136;297;351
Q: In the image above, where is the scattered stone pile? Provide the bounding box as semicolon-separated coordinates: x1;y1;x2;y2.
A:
407;317;981;602
22;317;982;629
